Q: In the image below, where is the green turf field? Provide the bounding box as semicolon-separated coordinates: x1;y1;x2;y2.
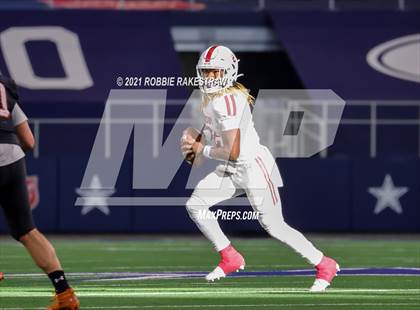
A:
0;236;419;309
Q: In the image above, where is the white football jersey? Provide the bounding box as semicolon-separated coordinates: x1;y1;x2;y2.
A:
202;90;261;165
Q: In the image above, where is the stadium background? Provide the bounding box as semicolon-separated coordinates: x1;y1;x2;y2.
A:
0;0;419;235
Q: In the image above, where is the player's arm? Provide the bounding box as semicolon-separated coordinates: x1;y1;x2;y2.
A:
15;122;35;151
180;127;207;165
190;94;245;161
13;104;35;151
190;128;240;161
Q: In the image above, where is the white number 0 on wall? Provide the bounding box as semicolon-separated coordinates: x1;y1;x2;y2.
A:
0;26;93;90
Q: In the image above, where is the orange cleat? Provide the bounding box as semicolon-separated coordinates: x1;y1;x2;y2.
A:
46;287;80;310
0;272;4;281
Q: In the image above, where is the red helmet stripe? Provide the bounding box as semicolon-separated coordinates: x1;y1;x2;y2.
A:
205;45;218;63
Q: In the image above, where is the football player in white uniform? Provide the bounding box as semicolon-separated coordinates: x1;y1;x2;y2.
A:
181;46;339;292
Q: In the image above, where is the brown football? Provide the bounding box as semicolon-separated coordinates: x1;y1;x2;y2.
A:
181;127;204;165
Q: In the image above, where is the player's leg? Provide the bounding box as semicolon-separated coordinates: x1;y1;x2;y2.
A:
186;168;236;251
186;167;245;281
244;153;339;291
20;229;62;274
19;229;80;309
247;189;324;265
0;165;5;283
0;159;79;309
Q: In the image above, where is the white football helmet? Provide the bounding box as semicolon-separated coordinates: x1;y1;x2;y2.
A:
196;45;240;94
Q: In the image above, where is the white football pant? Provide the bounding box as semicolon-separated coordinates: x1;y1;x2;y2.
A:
186;146;323;266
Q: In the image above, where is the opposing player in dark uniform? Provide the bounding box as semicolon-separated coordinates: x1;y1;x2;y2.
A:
0;75;79;310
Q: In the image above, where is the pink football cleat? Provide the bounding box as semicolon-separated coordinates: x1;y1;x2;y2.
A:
310;256;340;292
206;244;245;282
0;272;4;281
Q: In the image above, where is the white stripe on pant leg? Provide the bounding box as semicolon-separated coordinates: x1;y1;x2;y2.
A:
186;195;230;252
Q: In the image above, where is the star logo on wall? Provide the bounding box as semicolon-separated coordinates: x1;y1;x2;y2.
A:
368;174;408;215
75;175;115;216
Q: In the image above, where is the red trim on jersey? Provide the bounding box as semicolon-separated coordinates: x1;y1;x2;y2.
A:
205;45;218;63
224;95;232;116
230;94;237;116
255;156;278;205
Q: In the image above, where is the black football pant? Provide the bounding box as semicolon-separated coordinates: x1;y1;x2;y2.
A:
0;158;35;240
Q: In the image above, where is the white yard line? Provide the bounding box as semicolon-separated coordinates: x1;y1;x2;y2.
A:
2;303;420;310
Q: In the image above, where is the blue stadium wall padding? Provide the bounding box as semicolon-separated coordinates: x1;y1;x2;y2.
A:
269;11;420;100
0;11;184;107
278;159;352;232
58;155;134;232
352;159;420;231
0;10;418;115
2;157;418;234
